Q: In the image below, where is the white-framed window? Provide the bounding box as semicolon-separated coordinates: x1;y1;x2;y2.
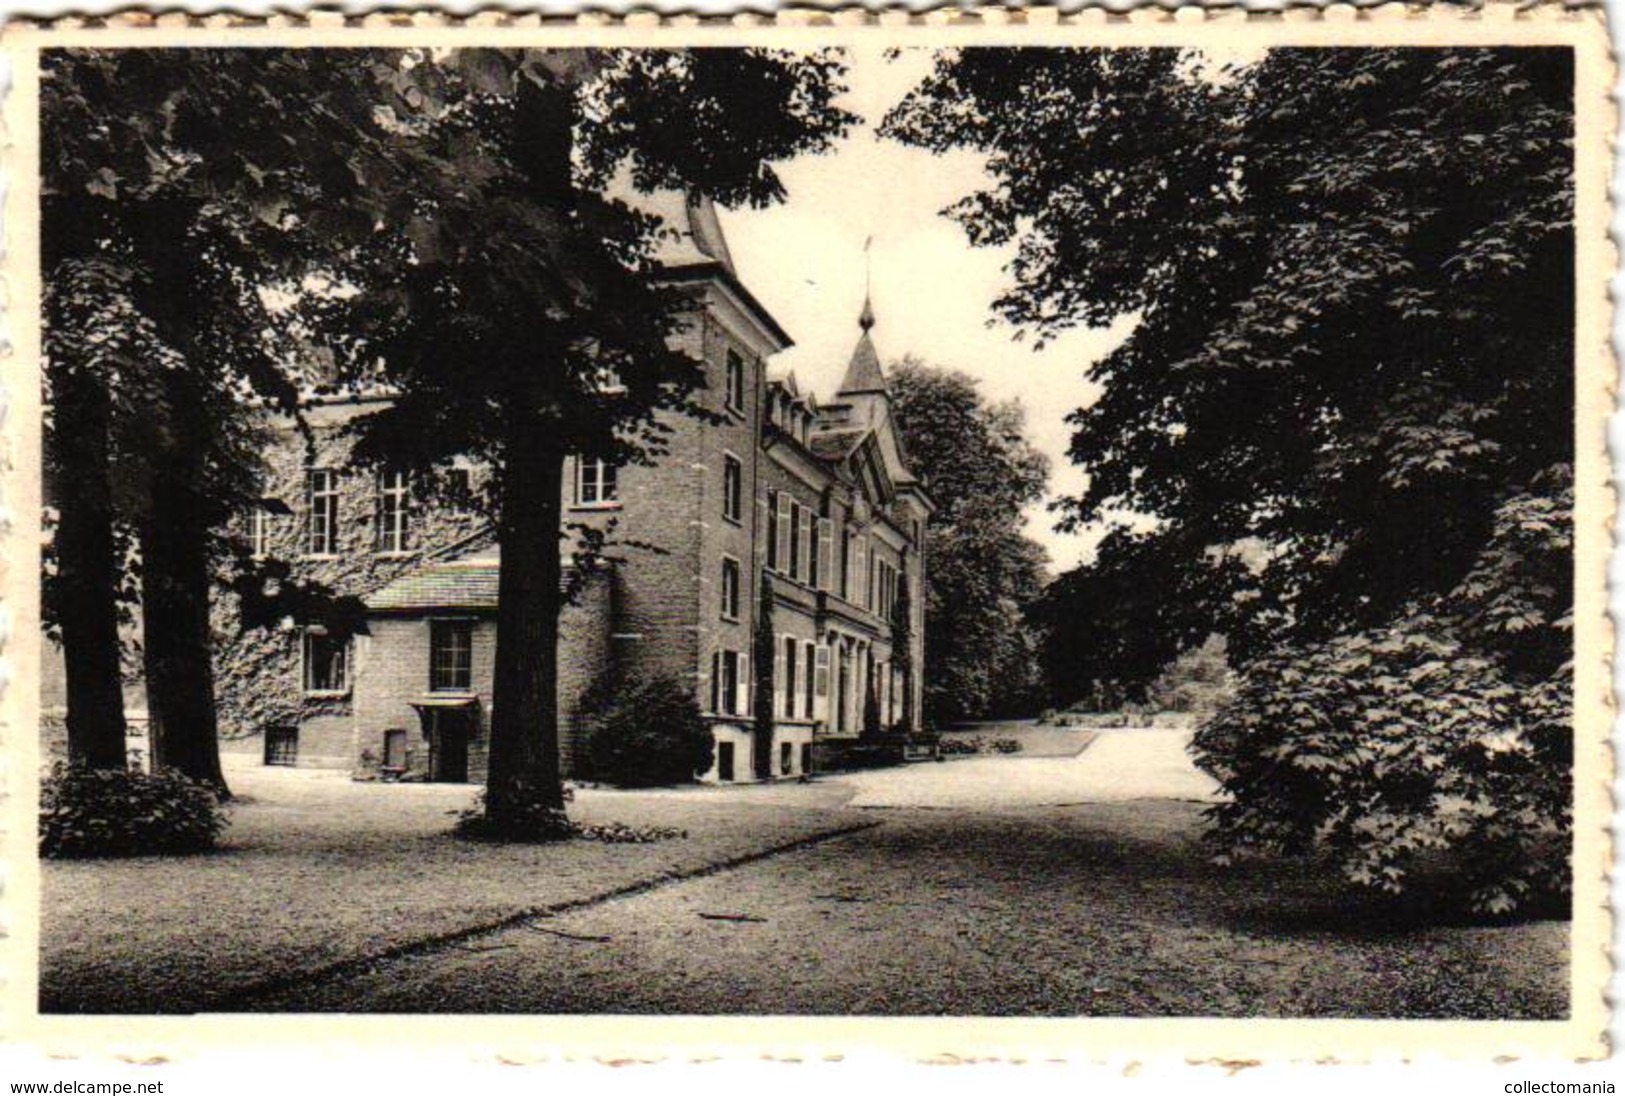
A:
377;470;411;554
306;469;340;556
249;501;276;559
302;630;349;694
429;619;473;692
720;556;741;621
724;349;746;414
722;453;743;523
783;635;799;720
712;649;747;716
576;458;619;506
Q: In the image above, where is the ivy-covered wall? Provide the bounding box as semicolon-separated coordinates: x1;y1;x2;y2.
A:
213;399;488;757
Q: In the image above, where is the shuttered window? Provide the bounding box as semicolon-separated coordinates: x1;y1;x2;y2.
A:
813;644;831;723
783;636;799;720
776;495;791;572
815;518;833;591
804;641;817;719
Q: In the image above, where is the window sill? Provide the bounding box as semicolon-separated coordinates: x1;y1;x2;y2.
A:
724;404;746;421
303;689;350;700
722;514;743;527
376;550;417;559
570;501;623;512
303;553;340;562
721;613;740;624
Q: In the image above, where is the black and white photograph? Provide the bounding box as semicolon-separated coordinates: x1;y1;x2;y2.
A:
11;10;1613;1071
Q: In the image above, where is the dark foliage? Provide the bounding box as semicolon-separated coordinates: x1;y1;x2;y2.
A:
40;763;228;858
888;48;1573;910
581;675;715;788
886;359;1050;723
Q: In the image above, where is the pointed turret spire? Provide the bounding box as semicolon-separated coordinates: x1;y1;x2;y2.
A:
839;292;888;396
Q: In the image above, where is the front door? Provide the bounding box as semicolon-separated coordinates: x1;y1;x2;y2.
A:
426;709;471;783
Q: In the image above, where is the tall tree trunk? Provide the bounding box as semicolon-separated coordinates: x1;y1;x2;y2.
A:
484;423;568;831
51;370;128;770
140;465;228;795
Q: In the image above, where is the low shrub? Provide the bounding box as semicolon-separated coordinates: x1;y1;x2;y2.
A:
581;675;714;788
938;735;1025;757
453;784;684;845
40;764;228;858
454;780;576;843
1193;621;1570;915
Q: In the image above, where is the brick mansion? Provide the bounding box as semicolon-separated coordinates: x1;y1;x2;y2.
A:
197;189;932;785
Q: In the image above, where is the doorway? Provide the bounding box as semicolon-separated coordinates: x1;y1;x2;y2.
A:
717;741;736;783
424;708;472;783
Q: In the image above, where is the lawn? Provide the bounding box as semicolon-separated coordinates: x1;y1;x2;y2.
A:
247;799;1569;1018
40;763;870;1014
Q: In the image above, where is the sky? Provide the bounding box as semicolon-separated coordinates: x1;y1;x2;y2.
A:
716;46;1137;575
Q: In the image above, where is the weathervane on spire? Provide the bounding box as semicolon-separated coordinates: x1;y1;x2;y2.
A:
860;234;876;332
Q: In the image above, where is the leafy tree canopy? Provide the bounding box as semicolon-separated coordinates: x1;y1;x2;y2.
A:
886;47;1573;673
887;47;1573;909
887;357;1050;723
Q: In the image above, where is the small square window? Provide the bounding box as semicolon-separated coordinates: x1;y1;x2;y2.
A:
576;458;619;506
265;726;299;767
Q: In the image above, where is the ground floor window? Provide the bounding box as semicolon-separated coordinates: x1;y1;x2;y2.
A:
265;725;299;767
712;649;745;716
302;630;349;694
780;740;794;775
430;619;474;692
717;740;736;782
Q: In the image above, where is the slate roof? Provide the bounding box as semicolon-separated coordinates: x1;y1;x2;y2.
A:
837;295;889;396
366;560;501;612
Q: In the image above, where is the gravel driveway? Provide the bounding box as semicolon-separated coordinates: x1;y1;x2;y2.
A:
842;728;1220;808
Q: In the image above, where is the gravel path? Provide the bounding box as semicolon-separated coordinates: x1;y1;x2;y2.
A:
251;801;1566;1018
842;728;1219;809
